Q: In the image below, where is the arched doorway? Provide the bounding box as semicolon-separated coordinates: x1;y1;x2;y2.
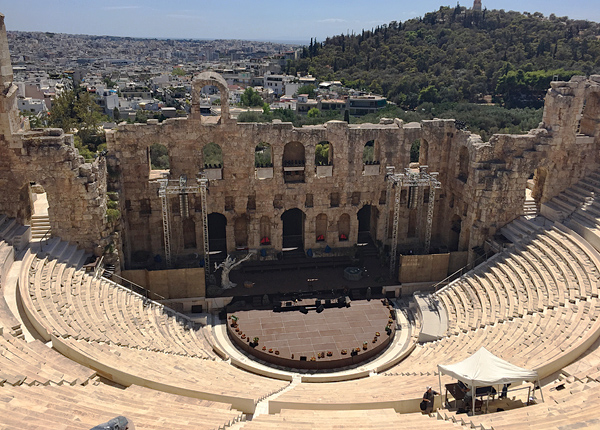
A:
281;208;305;250
207;213;227;255
449;215;462;252
357;205;377;243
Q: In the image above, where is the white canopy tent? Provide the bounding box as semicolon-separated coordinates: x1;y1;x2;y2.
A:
437;347;542;415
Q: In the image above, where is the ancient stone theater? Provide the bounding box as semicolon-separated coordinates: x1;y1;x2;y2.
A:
2;11;600;429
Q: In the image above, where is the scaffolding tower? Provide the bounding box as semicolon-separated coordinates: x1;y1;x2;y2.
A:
386;165;442;279
157;174;210;280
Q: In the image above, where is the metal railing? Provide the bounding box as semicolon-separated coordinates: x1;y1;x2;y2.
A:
99;272;203;331
105;271;166;301
432;250;493;294
39;228;52;251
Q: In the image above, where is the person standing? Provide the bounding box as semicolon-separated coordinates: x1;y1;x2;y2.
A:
421;386;439;413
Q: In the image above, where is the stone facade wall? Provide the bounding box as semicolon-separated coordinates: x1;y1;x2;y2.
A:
0;128;113;254
107;116;429;267
107;74;600;269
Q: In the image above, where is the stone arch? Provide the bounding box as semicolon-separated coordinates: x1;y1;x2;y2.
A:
283;141;306;183
281;208;305;249
316;213;327;241
203;142;223;168
259;216;271;245
458;146;469;182
234;216;249;248
338;213;350;241
191;72;230;122
315;141;332;165
362;139;379;164
255;142;273;167
149;143;170;173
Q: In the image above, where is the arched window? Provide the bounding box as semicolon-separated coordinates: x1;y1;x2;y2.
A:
203;142;223;168
316;213;327;242
315;141;332;166
283;141;305;183
260;216;271;246
338;213;350;241
203;142;223;180
363;140;380;176
149;143;170;175
362;140;378;163
255;142;273;167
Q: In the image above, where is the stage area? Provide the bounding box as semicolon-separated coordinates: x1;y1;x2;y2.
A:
227;299;395;370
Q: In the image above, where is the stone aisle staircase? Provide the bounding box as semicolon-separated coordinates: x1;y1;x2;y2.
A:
30;213;51;241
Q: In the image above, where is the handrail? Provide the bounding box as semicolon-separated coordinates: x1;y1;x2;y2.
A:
432;251;492;294
93;256;104;279
100;273;199;328
39;228;52;251
106;271;166;301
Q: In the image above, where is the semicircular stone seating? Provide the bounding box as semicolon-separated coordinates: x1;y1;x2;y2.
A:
6;170;600;428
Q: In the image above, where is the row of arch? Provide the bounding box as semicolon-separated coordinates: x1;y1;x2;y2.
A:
199;208;374;254
149;140;381;171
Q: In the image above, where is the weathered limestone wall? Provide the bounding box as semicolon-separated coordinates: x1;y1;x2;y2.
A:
423;76;600;259
107;117;427;267
0;128;113;253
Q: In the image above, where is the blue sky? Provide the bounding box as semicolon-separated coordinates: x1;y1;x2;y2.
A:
3;0;599;43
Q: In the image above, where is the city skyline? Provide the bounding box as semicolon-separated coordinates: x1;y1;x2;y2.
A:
3;0;599;44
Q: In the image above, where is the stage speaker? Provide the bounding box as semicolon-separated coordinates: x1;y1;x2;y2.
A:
300;306;308;314
315;299;322;307
300;356;307;361
316;304;324;313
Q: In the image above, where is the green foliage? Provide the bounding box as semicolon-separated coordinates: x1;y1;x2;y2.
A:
150;143;170;170
410;140;420;163
107;200;119;210
106;208;120;223
73;135;96;161
362;141;375;163
49;88;107;153
495;68;582;107
307;107;320;118
240;87;264;107
290;8;600;109
107;192;119;201
262;103;271;115
203;142;223;166
20;110;45;128
297;84;316;98
315;142;330;165
255;142;272;167
172;67;186;76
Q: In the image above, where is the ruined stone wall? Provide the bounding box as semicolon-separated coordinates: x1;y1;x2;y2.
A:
0;128;113;254
422;76;600;259
107;116;430;267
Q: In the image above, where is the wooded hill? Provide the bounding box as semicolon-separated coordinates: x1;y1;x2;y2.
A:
289;6;600;108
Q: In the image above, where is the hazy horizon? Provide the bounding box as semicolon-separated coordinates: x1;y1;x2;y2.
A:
3;1;599;43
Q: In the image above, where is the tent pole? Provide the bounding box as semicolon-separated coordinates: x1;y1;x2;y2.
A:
438;371;443;409
537;379;544;403
471;385;475;416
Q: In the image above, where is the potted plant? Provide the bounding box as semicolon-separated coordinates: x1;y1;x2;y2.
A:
251;337;259;348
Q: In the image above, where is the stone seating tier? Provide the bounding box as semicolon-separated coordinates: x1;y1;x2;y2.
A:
0;382;243;430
